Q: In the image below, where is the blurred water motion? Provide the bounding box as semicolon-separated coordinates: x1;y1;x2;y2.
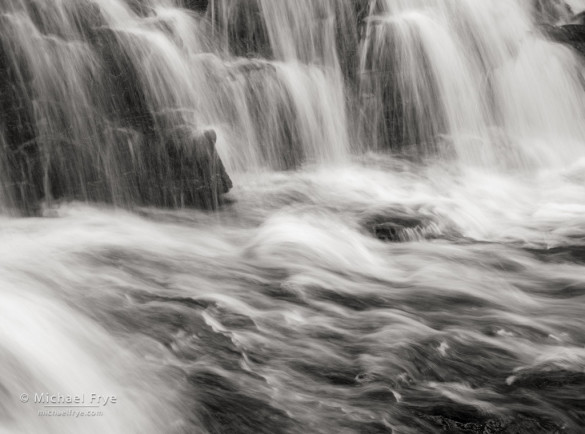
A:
1;0;585;433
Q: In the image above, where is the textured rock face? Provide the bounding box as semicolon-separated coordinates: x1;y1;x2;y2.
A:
541;23;585;55
0;4;233;214
183;0;209;14
0;21;43;214
234;61;304;170
209;0;272;58
536;1;585;54
163;129;233;209
532;0;574;23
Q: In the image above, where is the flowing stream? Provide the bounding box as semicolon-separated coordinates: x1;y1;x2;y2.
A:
1;1;585;433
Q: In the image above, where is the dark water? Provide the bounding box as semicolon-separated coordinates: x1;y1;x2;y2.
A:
2;157;585;433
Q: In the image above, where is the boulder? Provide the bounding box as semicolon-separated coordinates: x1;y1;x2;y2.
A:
161;128;233;209
362;208;458;242
416;412;567;434
183;0;209;14
36;127;233;211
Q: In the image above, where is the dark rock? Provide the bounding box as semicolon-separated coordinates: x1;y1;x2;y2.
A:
41;126;233;210
509;368;585;390
0;16;43;213
542;24;585;43
532;0;573;24
359;17;445;152
26;0;106;41
372;222;411;242
234;60;304;169
183;0;209;14
161;128;233;209
362;210;438;242
94;28;157;136
416;412;567;434
124;0;152;17
69;1;108;42
1;24;233;212
331;0;363;85
540;24;585;56
210;0;272;58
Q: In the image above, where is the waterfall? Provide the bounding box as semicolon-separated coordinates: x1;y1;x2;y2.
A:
2;1;585;433
359;0;585;167
0;0;357;214
2;0;584;214
2;0;585;213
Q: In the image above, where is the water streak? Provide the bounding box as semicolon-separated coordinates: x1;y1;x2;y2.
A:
1;1;585;433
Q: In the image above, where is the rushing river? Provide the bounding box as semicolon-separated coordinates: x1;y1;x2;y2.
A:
2;0;585;433
2;156;585;433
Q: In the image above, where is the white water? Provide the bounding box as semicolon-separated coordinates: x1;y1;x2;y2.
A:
2;0;585;433
360;0;585;167
3;156;585;432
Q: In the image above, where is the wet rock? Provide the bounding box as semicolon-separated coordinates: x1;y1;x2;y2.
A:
183;0;209;14
234;60;304;169
70;2;108;42
509;368;585;390
1;20;233;213
541;24;585;56
359;17;446;152
372;222;413;242
362;210;438;242
160;127;233;209
210;0;272;58
26;0;106;41
532;0;573;23
124;0;153;17
0;138;43;215
416;412;567;434
0;20;43;213
292;360;361;386
94;28;156;136
354;0;372;31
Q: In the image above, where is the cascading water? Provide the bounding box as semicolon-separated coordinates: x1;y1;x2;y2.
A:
359;0;585;166
2;0;585;433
